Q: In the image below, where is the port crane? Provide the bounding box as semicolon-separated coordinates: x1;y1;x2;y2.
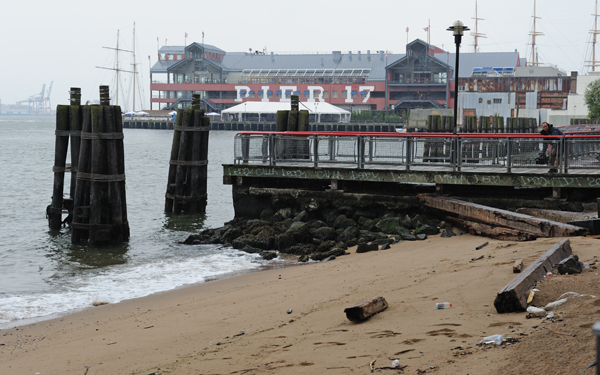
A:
17;81;53;114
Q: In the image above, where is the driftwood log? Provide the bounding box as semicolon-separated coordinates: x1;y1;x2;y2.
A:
446;217;537;241
344;297;388;321
419;194;588;237
494;239;572;313
513;259;524;273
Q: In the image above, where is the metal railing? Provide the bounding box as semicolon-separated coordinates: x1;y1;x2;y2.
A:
233;132;600;173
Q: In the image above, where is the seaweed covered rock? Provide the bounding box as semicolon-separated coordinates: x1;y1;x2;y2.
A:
356;242;379;253
337;226;359;242
316;240;337;253
333;215;357;230
312;226;339;241
261;251;278;260
310;248;346;261
375;217;400;234
232;234;271;250
283;244;316;255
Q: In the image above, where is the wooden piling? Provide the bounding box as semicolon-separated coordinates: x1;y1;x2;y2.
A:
71;86;129;244
49;105;71;230
49;88;83;230
165;96;210;214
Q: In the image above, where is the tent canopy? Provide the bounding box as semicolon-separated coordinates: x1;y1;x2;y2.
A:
221;101;350;115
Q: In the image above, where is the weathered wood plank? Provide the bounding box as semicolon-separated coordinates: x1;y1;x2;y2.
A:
344;297;388;321
516;208;597;224
419;194;588;237
445;217;537;241
494;239;572;313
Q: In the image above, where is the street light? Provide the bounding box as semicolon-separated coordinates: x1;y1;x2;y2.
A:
447;20;470;133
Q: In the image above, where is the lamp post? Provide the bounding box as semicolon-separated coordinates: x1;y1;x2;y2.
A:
447;20;469;133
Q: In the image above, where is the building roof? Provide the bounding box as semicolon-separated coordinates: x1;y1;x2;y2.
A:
221;51;402;81
150;40;523;80
434;51;521;78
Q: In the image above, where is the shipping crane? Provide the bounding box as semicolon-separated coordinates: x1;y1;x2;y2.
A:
43;81;53;114
17;83;53;115
17;84;45;114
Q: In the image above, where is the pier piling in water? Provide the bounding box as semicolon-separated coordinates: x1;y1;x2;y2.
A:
165;94;210;214
70;86;129;244
48;88;82;230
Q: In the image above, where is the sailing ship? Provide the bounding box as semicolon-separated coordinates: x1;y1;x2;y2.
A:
96;23;145;113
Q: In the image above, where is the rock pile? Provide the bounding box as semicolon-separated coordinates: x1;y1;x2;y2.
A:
183;207;442;262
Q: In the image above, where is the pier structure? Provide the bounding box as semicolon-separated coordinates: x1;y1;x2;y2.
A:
223;131;600;215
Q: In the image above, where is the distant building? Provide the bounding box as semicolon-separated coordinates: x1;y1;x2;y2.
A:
149;39;583;125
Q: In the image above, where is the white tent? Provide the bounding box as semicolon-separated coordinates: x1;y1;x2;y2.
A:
220;101;351;123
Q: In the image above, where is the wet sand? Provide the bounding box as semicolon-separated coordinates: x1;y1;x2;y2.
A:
1;234;599;375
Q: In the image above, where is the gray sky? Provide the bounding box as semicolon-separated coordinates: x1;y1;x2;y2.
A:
1;0;596;110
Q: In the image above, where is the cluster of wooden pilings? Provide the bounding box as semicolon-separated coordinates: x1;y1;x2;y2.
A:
427;115;538;133
274;95;310;159
570;118;590;125
165;94;210;214
48;86;129;245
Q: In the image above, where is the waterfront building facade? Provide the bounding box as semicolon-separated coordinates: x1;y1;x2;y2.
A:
150;39;577;125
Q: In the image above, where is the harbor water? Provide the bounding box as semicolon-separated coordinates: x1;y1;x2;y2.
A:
0;116;280;327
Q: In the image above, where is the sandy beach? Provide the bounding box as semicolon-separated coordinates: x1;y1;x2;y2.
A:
1;233;599;375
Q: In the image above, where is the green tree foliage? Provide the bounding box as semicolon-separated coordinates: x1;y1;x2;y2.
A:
584;79;600;122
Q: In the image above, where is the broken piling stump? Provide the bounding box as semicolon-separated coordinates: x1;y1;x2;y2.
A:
494;239;572;314
344;297;388;321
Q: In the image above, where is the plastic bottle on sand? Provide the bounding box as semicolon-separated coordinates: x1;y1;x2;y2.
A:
392;359;400;368
436;302;452;309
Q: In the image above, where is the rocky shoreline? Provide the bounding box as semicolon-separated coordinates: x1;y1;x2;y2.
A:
184;205;451;263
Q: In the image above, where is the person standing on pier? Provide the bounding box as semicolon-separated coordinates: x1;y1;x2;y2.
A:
540;122;564;173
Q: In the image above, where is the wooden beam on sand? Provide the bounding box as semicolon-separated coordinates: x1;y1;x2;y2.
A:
418;194;589;237
494;239;572;314
445;217;537;241
344;297;388;321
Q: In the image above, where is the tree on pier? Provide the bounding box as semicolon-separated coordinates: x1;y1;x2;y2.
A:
584;78;600;122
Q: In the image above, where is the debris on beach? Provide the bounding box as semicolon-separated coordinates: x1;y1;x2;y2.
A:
344;297;388;321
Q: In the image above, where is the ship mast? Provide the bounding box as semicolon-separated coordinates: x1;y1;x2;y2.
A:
97;30;134;110
132;22;136;112
528;0;544;67
471;0;486;52
586;0;600;72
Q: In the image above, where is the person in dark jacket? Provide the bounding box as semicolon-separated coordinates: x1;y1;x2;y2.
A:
540;122;564;173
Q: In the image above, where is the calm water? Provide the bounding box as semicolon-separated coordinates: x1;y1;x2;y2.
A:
0;116;276;326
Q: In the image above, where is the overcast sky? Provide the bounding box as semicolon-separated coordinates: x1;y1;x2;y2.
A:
1;0;596;110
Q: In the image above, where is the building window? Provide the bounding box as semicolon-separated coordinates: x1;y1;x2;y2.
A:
342;91;348;98
276;91;282;98
312;90;320;98
267;90;273;98
323;91;329;98
332;91;338;98
249;91;255;98
351;91;357;99
360;91;367;99
478;98;483;103
303;91;309;97
258;90;264;98
493;98;502;104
